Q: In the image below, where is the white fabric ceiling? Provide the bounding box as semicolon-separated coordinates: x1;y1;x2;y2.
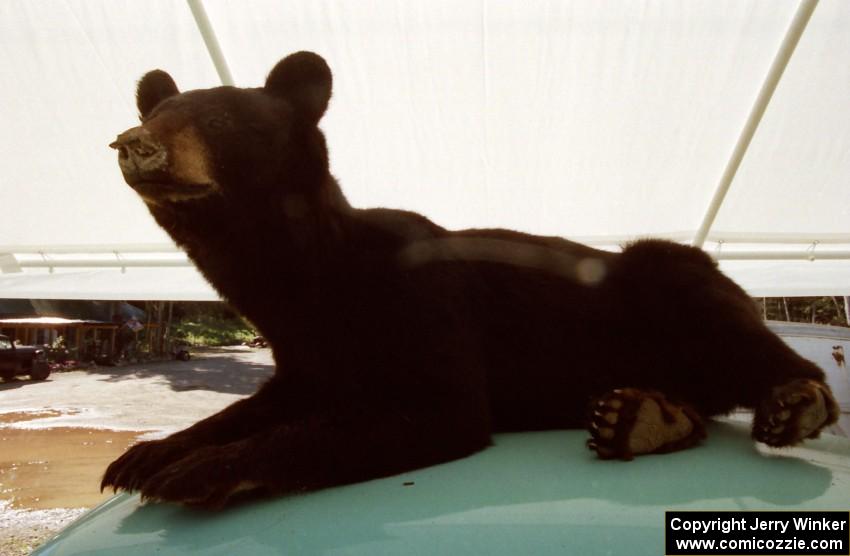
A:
1;0;848;300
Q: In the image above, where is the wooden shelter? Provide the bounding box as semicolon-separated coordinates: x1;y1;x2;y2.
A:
0;316;159;361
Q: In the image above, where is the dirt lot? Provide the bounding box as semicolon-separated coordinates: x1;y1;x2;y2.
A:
0;346;274;555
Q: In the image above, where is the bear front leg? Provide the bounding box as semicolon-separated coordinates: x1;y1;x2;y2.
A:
586;388;706;460
102;377;290;494
132;398;492;508
752;378;839;447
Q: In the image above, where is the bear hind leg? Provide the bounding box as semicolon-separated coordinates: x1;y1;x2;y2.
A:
587;388;707;460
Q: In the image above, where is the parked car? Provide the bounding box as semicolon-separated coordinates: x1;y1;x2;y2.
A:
29;422;850;556
0;334;50;381
30;324;850;555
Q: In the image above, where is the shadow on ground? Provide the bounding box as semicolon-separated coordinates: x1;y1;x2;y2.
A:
84;348;275;396
0;379;37;392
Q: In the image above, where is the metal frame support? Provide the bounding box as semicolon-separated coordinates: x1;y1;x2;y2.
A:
187;0;235;86
692;0;819;248
713;250;850;262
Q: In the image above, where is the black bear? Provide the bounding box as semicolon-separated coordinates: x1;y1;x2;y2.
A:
104;52;839;508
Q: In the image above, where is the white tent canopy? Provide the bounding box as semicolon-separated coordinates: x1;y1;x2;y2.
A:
1;0;848;300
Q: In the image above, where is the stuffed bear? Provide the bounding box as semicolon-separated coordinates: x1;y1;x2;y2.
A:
104;51;839;508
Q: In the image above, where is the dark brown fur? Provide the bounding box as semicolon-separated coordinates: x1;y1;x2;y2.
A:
103;52;838;507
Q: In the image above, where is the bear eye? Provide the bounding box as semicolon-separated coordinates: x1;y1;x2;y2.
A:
207;116;228;131
246;122;267;135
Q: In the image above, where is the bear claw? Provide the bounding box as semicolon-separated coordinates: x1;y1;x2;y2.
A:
753;379;839;447
586;388;705;460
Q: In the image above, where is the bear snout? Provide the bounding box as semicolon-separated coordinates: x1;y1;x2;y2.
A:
110;126;168;183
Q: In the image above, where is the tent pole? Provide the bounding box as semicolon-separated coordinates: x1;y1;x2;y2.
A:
692;0;818;248
187;0;234;86
711;250;850;261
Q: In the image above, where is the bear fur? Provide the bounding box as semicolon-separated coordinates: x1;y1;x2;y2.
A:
104;52;838;507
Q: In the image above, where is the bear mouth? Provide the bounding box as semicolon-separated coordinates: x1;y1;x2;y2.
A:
128;179;217;203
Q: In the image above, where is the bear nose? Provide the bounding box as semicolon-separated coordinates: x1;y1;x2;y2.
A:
109;127;168;176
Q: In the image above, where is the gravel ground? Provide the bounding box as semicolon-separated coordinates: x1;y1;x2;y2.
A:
0;346;274;556
0;501;87;556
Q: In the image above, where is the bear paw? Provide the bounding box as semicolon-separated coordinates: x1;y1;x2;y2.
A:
587;388;706;460
102;437;198;494
753;379;839;447
136;445;262;508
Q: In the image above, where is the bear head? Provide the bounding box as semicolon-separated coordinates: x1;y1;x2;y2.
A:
110;51;333;207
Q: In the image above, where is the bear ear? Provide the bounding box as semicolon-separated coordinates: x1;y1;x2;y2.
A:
136;70;180;119
265;51;332;124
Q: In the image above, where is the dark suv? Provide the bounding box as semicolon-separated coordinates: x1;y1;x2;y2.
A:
0;334;50;381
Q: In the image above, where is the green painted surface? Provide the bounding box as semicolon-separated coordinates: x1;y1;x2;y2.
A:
34;421;850;556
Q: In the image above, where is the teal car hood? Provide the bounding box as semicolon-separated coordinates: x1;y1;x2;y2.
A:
34;421;850;555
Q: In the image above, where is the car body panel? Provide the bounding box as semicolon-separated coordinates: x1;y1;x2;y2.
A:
32;421;850;556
